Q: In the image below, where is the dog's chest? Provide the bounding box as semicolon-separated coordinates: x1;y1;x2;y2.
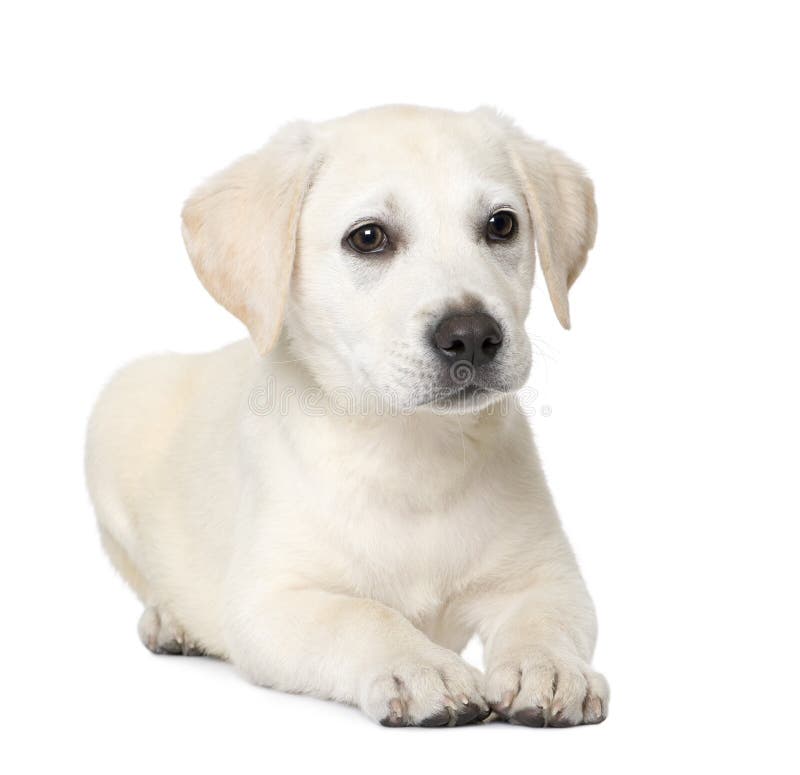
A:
322;493;492;622
256;404;525;621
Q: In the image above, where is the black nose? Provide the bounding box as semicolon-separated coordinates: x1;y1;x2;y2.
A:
433;312;503;367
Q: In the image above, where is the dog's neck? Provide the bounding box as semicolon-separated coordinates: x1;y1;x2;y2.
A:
251;342;521;511
310;407;515;513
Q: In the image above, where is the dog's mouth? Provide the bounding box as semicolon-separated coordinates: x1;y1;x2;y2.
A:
414;381;507;411
408;354;519;409
380;351;524;413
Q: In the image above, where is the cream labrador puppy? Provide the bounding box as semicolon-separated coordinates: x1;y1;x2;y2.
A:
86;105;608;727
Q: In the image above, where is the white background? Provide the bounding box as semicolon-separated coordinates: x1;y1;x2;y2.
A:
2;1;798;772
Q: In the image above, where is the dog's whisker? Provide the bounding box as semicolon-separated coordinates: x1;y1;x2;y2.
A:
454;413;468;473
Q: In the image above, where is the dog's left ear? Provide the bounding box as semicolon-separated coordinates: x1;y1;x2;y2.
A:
181;122;318;354
502;122;597;329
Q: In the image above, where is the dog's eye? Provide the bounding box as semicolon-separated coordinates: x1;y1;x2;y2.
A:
347;224;388;254
486;210;517;241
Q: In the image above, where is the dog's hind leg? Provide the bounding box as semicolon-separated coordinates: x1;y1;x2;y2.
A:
98;524;150;602
98;523;204;656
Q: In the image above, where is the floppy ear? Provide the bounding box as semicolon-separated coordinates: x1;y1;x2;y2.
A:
508;132;597;329
181;122;317;354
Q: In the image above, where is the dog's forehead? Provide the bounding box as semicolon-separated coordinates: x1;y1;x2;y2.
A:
314;107;515;198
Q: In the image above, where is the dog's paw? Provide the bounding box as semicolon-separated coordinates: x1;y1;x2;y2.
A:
137;606;205;656
363;652;490;727
485;649;608;727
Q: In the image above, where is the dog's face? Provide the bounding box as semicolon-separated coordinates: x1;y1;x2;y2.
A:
289;110;535;410
182;106;596;412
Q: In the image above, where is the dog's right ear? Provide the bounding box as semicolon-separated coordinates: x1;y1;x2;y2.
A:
181;122;318;355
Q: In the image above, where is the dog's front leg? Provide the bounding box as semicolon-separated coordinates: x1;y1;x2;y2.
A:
472;563;609;727
224;588;490;726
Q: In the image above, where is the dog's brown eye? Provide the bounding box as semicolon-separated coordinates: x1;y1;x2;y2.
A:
486;210;517;241
347;224;388;254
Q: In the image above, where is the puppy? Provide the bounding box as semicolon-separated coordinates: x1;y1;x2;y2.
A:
86;105;608;727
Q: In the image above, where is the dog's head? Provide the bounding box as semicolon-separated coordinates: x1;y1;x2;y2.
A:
182;106;596;411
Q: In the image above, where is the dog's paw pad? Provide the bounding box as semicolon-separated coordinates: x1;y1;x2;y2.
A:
420;707;455;727
137;606;204;657
380;698;408;727
486;651;608;728
510;706;546;727
366;655;488;727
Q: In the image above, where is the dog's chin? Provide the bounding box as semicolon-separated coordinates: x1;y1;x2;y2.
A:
414;383;509;415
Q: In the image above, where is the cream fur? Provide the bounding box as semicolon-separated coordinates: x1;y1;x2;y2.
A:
86;105;608;727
